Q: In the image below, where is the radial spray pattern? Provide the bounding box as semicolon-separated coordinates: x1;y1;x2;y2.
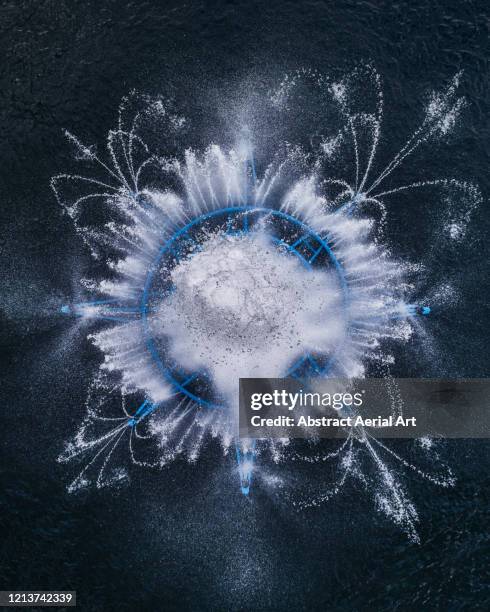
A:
53;68;480;541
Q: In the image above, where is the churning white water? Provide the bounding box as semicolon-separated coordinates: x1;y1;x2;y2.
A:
157;231;344;407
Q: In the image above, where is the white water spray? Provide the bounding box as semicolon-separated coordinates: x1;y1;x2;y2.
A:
53;67;479;541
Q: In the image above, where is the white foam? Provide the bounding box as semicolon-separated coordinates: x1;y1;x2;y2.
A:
155;231;344;413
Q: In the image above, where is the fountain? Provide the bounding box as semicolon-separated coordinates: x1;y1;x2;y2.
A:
53;67;479;541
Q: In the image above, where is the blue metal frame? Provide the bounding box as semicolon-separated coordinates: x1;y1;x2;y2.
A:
140;206;349;409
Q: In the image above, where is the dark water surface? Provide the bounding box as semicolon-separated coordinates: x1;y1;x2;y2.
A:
1;1;489;610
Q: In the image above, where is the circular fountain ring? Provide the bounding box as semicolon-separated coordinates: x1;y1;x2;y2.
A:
141;206;348;408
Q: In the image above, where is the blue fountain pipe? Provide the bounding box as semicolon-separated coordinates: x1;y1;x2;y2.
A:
335;193;364;216
235;439;256;495
127;399;158;427
405;304;431;317
60;299;131;323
